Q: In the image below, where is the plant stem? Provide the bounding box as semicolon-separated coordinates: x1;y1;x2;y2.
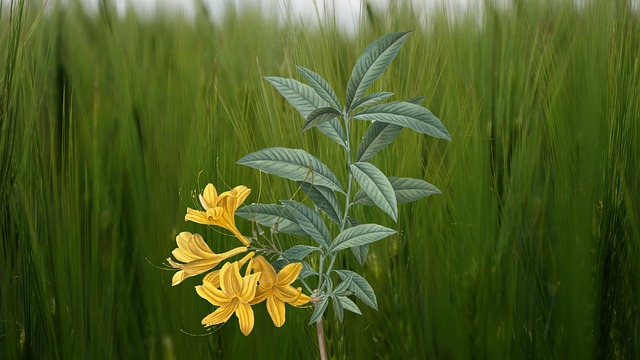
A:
316;310;328;360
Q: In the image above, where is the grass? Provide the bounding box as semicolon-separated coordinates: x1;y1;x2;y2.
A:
1;0;639;358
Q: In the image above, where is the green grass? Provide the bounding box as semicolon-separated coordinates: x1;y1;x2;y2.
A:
1;0;639;358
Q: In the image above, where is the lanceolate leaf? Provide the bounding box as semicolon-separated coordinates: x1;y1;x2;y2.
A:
235;204;307;236
264;76;346;147
353;176;441;205
335;270;378;310
346;31;412;111
282;200;332;249
309;297;329;324
354;101;450;140
332;296;345;322
337;296;362;315
297;181;342;225
349;162;398;221
237;147;344;193
302;107;342;132
355;121;403;162
350;91;394;110
346;217;369;265
282;245;320;261
297;66;341;109
329;224;396;254
350;244;369;265
332;273;353;294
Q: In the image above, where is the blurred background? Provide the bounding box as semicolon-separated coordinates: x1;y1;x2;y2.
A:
1;0;639;358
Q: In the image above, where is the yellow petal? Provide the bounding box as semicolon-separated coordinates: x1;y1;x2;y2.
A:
249;288;269;305
185;208;210;224
220;262;243;297
186;233;215;258
274;285;302;303
266;295;286;327
292;290;310;306
171;271;186;286
253;256;277;287
276;262;302;286
231;186;251;210
206;207;223;221
196;282;232;306
235;302;255;336
201;299;237;326
201;183;218;209
238;272;261;302
203;270;220;288
175;232;193;249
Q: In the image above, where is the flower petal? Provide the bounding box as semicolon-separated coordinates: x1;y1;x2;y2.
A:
231;186;251;210
274;285;302;303
249;288;269;305
206;207;224;221
185;208;210;224
203;270;220;288
202;184;218;209
238;272;261;302
292;290;310;306
201;299;237;326
171;271;186;286
235;302;255;336
220;262;243;297
196;282;232;306
252;256;277;287
276;262;302;286
266;295;286;327
186;233;215;258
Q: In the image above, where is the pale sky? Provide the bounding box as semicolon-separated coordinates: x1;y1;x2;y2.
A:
75;0;640;33
78;0;480;33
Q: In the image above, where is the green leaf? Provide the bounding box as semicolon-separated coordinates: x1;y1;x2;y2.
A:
350;244;369;265
332;296;345;322
349;162;398;220
235;204;307;236
355;121;403;162
332;273;353;294
354;101;450;140
309;297;329;325
329;224;395;254
337;296;362;315
302;107;341;132
297;182;342;226
406;96;426;105
282;245;320;261
350;91;394;110
335;270;378;310
282;200;332;248
346;31;412;111
238;147;344;193
346;217;369;265
299;261;318;279
354;177;441;205
264;76;346;147
297;66;341;110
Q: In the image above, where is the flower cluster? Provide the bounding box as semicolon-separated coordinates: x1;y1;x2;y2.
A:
168;183;309;335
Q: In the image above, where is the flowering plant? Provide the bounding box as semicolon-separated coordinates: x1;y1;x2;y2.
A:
167;31;449;359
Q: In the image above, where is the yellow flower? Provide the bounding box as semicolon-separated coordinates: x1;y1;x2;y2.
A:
185;184;251;246
196;261;261;336
202;251;255;288
249;256;310;327
167;232;247;286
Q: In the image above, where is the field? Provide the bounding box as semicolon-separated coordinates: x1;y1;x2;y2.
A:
1;0;639;358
